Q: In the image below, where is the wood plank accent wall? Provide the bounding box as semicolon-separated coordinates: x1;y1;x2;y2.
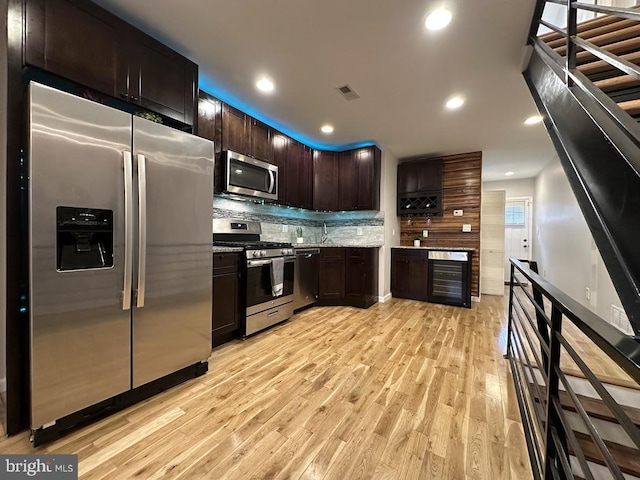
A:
399;151;482;297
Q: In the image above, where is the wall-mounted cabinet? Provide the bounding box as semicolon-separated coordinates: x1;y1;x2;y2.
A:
219;105;273;162
338;146;381;211
197;93;380;212
221;104;249;155
285;139;313;209
25;0;197;127
397;158;443;216
313;151;339;211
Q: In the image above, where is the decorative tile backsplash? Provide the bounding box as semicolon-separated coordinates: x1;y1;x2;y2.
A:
213;195;384;245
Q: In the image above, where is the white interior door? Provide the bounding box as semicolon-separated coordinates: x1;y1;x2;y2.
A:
504;198;532;282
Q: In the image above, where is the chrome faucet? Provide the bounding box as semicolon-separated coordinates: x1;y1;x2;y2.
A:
321;223;328;244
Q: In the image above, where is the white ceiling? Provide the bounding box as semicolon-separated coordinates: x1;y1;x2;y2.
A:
94;0;557;181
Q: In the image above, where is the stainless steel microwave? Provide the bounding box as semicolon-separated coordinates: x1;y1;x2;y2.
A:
224;150;278;200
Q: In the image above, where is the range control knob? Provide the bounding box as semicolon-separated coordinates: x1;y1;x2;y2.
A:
260;250;267;257
252;251;260;258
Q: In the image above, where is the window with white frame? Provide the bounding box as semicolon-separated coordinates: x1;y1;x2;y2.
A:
505;204;525;226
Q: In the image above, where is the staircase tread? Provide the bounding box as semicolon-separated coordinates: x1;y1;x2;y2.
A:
572;431;640;476
593;74;640;93
546;19;640;48
557;390;640;427
578;51;640;76
576;36;640;64
554;23;640;55
618;98;640;115
539;13;629;42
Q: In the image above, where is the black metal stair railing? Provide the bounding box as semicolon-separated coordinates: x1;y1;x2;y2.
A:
506;258;640;480
524;0;640;337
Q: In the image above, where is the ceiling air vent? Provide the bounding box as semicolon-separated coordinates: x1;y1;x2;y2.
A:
336;84;360;101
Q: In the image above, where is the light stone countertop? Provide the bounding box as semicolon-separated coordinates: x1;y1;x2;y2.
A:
392;246;476;251
294;244;383;249
212;246;244;253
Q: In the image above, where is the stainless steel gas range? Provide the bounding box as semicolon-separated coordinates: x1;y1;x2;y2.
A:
213;219;295;336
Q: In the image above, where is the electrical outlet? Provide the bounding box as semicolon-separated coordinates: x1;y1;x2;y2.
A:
462;224;472;232
356;227;363;236
422;230;428;237
453;209;463;217
585;287;590;300
282;225;288;233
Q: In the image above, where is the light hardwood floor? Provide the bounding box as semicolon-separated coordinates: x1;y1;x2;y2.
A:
0;295;532;479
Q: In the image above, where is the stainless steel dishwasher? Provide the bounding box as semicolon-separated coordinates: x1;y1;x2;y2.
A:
294;248;320;310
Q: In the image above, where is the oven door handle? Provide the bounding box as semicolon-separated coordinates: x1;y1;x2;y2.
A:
247;258;295;267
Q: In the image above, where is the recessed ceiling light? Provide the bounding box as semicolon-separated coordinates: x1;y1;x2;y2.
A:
321;124;334;134
425;8;452;31
524;115;543;125
256;77;274;93
446;96;464;110
505;171;515;176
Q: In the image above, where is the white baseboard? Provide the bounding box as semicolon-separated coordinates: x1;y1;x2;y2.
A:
472;295;481;302
0;377;5;394
378;293;392;303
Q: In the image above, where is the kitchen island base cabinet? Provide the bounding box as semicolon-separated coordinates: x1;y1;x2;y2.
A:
391;249;429;301
212;252;243;347
318;248;378;308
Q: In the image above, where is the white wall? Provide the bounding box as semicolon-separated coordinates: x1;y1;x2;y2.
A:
534;156;631;333
379;148;399;300
1;0;8;394
483;178;535;199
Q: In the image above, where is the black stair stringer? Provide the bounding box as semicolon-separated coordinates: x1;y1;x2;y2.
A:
524;48;640;338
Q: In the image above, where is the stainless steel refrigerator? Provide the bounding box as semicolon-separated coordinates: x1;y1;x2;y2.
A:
28;82;213;432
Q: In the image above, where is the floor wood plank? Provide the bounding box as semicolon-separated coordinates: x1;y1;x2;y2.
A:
0;295;533;479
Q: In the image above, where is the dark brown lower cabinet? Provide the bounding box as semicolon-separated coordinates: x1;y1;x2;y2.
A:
391;249;429;301
346;248;379;308
318;247;378;308
318;248;346;302
212;252;243;347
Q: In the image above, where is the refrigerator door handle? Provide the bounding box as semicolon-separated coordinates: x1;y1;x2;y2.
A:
123;151;134;310
136;154;147;308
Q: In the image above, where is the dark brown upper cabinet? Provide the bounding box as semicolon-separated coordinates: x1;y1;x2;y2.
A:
338;150;357;211
285;139;313;210
25;0;198;127
219;105;272;163
336;146;381;211
25;0;120;97
122;31;197;126
249;119;273;162
221;104;250;155
197;91;223;193
271;132;289;204
397;158;443;193
313;151;339;211
397;157;443;215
